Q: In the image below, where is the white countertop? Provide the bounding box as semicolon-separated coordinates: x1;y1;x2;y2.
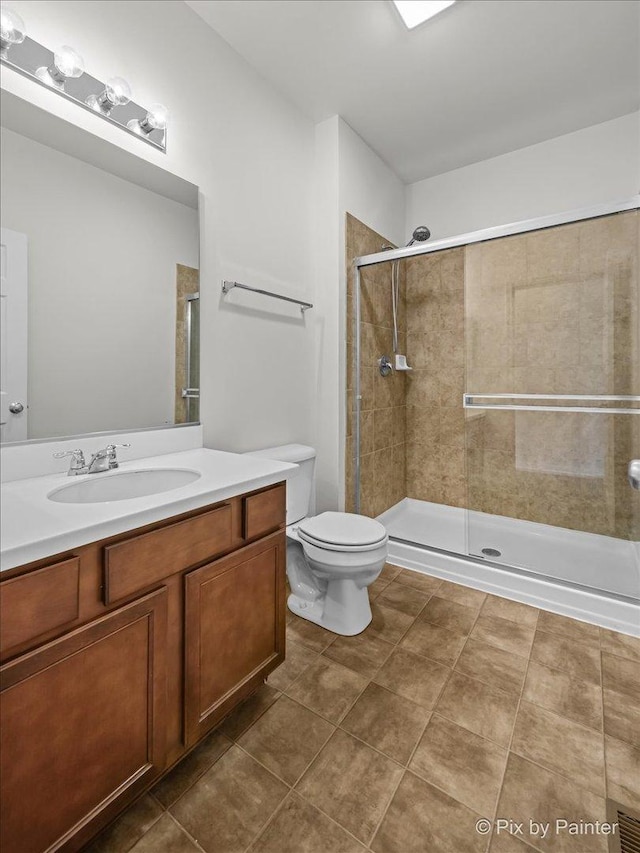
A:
1;448;296;572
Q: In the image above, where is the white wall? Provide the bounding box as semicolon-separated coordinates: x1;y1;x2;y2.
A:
313;116;405;512
2;0;316;453
1;127;198;439
407;112;640;240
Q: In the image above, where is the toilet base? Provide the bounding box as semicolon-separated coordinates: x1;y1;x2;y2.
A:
287;576;373;636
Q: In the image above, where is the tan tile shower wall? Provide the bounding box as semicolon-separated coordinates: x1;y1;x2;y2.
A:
404;248;467;508
174;264;200;424
465;210;639;538
346;214;406;517
346;210;638;539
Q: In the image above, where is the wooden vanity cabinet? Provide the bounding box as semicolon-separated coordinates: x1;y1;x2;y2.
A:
184;530;286;745
0;482;286;853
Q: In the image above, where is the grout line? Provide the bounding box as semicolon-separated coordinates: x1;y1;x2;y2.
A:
242;792;293;853
162;811;208;853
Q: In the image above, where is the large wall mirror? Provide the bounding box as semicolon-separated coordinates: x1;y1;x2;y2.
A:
0;92;200;444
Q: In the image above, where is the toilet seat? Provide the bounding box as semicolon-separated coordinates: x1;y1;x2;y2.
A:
298;512;387;553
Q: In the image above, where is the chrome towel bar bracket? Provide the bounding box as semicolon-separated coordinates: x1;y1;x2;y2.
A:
222;280;313;313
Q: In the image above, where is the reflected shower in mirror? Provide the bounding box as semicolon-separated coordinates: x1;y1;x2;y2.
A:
0;121;199;443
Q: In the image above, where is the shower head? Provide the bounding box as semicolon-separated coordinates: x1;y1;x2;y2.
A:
406;225;431;246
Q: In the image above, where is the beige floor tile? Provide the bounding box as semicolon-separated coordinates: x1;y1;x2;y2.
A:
511;701;605;796
599;628;640;662
380;564;403;582
296;730;403;844
170;746;288;853
250;792;366;853
286;613;337;653
602;653;640;746
531;631;601;686
410;715;507;816
152;730;231;807
375;581;431;617
489;831;539;852
400;619;467;666
129;815;200;853
323;632;394;678
604;736;640;805
523;660;603;731
369;575;392;600
267;641;318;691
419;595;478;635
481;594;539;627
85;795;163;853
219;684;281;740
373;647;452;709
435;672;519;747
238;696;334;785
341;683;430;764
436;580;487;610
602;652;640;701
470;614;535;658
536;610;600;648
456;638;528;695
497;753;608;853
371;771;487;853
368;602;415;644
286;657;367;723
603;688;640;747
394;568;443;595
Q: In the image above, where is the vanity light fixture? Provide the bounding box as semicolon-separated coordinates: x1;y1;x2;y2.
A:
392;0;456;29
0;9;168;151
0;6;26;54
35;45;84;90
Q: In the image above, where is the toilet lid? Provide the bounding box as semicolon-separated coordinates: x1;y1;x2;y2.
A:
298;512;387;550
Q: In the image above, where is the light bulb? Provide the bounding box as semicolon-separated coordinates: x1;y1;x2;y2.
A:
127;103;169;136
143;103;168;131
86;76;132;114
0;6;26;51
53;45;84;78
35;45;84;89
105;77;132;106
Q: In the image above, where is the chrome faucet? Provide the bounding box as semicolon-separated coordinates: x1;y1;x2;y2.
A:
54;444;131;476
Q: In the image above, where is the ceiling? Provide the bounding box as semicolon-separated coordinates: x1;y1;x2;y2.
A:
186;0;640;184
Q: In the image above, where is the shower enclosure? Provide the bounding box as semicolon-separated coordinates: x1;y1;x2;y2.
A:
348;199;640;616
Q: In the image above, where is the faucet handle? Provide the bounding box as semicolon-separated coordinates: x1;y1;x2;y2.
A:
53;448;85;462
53;449;86;475
106;443;131;468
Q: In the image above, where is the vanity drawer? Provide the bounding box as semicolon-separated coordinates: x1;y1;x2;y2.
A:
243;483;286;540
104;504;233;603
0;557;80;654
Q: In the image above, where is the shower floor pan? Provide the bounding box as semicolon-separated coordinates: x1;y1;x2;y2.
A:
377;498;640;601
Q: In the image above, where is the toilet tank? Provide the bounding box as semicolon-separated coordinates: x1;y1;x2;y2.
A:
243;444;315;524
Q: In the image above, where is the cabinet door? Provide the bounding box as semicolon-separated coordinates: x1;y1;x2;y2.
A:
184;531;285;746
0;588;167;853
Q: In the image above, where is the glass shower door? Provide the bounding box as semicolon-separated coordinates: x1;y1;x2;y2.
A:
464;210;640;598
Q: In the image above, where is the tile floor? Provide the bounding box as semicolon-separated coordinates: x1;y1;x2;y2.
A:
86;565;640;853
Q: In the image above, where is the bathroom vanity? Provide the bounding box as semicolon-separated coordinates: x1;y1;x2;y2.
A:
0;449;292;853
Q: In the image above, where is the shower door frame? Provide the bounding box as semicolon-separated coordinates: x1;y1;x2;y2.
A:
352;195;640;514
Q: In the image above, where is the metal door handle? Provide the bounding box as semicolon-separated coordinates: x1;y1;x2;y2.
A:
9;402;24;414
628;460;640;490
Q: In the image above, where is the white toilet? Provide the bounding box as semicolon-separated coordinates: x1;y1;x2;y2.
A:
245;444;388;636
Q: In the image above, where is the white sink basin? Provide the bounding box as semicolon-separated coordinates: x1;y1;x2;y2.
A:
48;469;201;504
